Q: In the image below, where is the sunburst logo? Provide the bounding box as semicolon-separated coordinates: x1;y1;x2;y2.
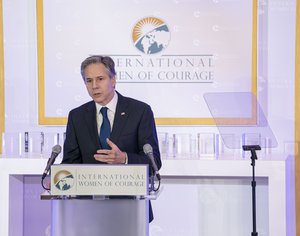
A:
54;170;74;191
132;17;171;55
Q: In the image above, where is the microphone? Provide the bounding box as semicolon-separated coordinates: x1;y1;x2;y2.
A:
143;143;161;181
41;144;62;179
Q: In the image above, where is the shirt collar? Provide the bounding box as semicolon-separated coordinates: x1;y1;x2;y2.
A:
95;91;118;114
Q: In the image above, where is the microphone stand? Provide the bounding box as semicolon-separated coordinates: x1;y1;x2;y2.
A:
148;169;161;193
149;175;155;192
242;145;261;236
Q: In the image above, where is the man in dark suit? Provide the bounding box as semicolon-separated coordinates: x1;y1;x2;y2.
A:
62;55;161;222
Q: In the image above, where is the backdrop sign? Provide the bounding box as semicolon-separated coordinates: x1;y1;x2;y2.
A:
37;0;255;125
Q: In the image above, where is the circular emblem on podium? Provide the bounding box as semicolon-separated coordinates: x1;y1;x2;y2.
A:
132;16;171;54
54;170;74;191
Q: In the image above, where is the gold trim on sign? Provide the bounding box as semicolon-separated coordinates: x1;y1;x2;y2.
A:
37;0;258;126
0;0;4;154
295;0;300;234
36;0;45;125
252;0;258;97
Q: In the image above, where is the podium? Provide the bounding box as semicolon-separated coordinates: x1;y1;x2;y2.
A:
41;194;155;236
41;164;159;236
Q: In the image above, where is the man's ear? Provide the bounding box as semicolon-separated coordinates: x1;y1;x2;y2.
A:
112;76;117;88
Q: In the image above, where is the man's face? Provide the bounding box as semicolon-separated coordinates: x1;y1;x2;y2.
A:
83;63;116;105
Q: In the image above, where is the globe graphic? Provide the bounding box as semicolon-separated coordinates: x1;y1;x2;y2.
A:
54;170;74;191
132;17;170;54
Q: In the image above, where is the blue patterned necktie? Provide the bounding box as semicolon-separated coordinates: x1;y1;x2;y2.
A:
100;107;111;149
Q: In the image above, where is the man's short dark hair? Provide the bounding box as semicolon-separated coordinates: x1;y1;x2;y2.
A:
80;55;116;80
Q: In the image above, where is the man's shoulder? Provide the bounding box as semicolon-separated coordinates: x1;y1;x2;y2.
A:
118;93;150;109
69;101;95;114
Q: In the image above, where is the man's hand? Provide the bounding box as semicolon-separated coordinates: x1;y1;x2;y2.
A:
94;138;127;164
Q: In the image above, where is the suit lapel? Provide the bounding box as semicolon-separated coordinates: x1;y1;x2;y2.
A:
110;93;129;143
84;102;100;149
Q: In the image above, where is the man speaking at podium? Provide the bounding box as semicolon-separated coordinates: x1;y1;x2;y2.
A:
61;55;161;222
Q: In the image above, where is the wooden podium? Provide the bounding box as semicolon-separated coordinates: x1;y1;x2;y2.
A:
41;164;159;236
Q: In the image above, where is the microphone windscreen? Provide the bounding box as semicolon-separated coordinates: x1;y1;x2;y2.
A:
143;143;153;155
52;144;62;154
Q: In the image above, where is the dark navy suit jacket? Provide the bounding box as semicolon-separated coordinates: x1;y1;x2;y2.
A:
62;92;161;222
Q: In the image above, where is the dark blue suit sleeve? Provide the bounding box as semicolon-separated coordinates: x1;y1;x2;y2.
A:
126;104;162;171
62;111;83;164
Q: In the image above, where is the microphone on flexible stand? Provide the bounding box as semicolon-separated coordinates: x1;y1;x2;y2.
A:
143;143;161;181
41;144;62;180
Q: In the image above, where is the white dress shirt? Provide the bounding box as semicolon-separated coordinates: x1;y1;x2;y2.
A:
95;91;118;135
